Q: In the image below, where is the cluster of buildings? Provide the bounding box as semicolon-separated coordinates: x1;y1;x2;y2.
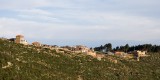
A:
7;35;28;45
8;35;100;58
104;50;148;61
1;34;148;61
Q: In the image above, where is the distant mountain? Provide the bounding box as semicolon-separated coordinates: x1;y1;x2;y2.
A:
0;39;160;80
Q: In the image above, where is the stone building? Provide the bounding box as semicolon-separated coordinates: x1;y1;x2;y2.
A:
131;50;148;61
74;45;90;53
115;51;127;57
32;42;41;47
15;35;28;45
133;50;147;57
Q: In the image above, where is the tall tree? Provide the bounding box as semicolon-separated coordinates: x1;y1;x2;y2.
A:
104;43;112;51
124;44;129;52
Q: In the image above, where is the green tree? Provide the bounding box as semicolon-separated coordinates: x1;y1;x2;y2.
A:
124;44;129;52
104;43;112;52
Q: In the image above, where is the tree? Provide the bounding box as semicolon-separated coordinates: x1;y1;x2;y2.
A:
115;46;120;51
94;45;104;51
128;46;135;52
119;46;125;52
104;43;112;52
124;44;129;52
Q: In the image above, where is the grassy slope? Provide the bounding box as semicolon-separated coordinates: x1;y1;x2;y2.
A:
0;39;160;80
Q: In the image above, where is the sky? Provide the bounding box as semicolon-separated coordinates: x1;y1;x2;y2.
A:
0;0;160;47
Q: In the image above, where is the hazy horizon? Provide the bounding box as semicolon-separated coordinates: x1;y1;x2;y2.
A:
0;0;160;47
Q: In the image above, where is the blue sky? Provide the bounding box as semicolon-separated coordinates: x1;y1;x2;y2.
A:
0;0;160;47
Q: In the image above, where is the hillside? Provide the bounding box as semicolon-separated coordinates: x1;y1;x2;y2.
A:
0;39;160;80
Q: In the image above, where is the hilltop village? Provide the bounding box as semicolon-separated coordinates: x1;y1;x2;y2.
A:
1;35;149;61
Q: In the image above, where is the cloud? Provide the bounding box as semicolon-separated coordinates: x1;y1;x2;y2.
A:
1;12;160;41
17;9;52;16
0;0;49;9
0;0;160;46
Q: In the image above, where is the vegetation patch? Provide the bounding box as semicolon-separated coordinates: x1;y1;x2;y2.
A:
0;39;160;80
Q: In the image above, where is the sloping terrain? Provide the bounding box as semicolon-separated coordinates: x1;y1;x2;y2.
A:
0;39;160;80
